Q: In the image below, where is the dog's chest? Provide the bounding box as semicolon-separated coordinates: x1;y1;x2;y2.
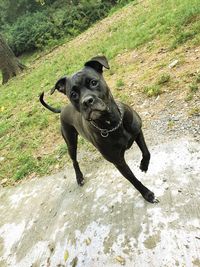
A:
94;127;134;155
114;128;134;149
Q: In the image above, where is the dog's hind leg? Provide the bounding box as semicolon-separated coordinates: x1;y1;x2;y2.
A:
61;124;84;186
135;131;151;172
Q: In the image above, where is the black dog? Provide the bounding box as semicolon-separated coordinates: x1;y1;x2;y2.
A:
40;56;158;203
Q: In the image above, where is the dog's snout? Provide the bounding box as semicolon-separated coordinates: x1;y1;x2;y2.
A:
82;96;95;107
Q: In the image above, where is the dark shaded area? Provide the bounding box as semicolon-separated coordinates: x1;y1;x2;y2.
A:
0;34;26;84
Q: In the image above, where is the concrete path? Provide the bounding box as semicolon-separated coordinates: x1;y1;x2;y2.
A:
0;138;200;267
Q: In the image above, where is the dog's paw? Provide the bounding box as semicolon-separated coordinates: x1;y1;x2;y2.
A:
140;159;149;172
143;190;159;204
78;178;85;187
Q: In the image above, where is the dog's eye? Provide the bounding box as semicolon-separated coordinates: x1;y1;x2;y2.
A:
70;91;79;101
90;79;98;88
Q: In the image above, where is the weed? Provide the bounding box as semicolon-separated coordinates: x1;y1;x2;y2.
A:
157;73;170;85
188;107;200;116
168;120;175;129
196;74;200;83
143;85;162;97
189;83;199;92
114;90;130;103
116;79;125;88
185;93;193;102
185;82;198;101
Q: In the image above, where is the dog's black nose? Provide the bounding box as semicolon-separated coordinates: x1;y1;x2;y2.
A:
82;96;95;107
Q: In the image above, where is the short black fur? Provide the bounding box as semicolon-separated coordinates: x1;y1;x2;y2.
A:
39;56;158;203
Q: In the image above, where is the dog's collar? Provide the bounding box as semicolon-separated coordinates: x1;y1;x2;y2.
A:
90;102;123;137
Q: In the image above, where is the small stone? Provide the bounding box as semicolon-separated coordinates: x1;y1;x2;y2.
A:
48;242;55;253
85;237;91;246
141;111;150;117
115;256;126;265
156;95;160;101
0;157;5;162
55;164;59;169
1;178;8;185
70;257;78;267
158;48;167;53
169;59;179;68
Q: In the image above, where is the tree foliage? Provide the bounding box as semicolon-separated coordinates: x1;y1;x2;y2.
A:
0;0;132;55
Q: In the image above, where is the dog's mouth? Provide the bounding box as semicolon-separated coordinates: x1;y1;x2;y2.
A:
84;103;109;121
87;109;107;121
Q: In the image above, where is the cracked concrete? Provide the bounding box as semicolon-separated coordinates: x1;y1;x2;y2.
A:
0;138;200;267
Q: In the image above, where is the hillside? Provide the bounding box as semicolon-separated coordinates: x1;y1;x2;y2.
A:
0;0;200;185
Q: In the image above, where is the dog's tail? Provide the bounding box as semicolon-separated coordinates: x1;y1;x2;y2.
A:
39;92;61;113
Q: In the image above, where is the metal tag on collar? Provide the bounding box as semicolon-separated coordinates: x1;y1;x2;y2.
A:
101;129;109;138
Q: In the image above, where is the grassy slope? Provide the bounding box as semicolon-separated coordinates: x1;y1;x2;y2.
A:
0;0;200;184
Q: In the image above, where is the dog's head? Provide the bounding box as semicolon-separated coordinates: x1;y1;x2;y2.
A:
51;56;113;121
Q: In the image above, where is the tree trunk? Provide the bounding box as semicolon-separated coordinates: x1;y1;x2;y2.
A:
0;34;26;84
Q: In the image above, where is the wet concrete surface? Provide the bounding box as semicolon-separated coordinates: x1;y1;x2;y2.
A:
0;137;200;267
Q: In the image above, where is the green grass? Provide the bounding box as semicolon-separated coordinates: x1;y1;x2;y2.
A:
116;79;125;88
185;77;199;101
143;85;162;97
189;82;199;92
0;0;200;183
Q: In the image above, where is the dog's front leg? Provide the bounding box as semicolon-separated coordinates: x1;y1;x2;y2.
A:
61;124;84;186
114;159;158;203
135;131;151;172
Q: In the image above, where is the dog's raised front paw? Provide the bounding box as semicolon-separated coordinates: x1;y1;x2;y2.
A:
140;159;149;172
77;178;85;186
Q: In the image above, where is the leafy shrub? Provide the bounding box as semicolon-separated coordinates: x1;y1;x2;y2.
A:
3;0;132;55
5;11;62;55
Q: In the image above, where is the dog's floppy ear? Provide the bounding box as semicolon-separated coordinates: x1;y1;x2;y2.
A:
84;56;110;73
50;77;68;95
